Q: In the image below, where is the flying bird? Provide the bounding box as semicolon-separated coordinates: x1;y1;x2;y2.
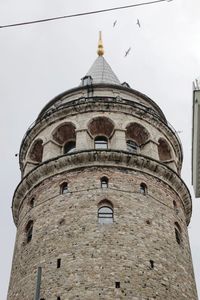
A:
124;47;131;57
113;20;117;27
136;19;141;28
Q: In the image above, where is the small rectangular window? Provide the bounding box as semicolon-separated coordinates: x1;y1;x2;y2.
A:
115;282;120;288
150;260;154;269
101;177;109;188
57;258;61;268
175;228;181;244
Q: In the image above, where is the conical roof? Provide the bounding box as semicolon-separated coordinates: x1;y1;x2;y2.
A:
85;55;120;85
83;32;120;85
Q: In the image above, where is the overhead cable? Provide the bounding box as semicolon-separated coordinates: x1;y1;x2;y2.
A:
0;0;170;29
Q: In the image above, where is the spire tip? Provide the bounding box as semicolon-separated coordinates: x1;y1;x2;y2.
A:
97;31;104;56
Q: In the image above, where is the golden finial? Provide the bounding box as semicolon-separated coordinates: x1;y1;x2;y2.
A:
97;31;104;56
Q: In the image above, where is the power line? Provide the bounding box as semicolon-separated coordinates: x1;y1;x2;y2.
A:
0;0;170;29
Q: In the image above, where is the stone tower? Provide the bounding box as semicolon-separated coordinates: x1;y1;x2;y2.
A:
8;34;197;300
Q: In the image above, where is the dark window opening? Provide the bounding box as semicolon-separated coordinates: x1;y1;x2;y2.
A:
98;206;113;224
101;177;109;188
150;260;154;269
64;141;76;154
127;140;138;153
95;136;108;149
115;282;120;288
140;183;147;195
174;222;182;245
81;75;93;86
57;258;61;268
59;218;65;225
26;221;33;243
175;228;181;245
60;182;68;194
57;297;61;300
30;197;35;208
173;201;179;214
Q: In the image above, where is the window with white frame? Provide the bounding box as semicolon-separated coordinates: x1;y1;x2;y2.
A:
98;200;113;224
95;136;108;149
101;177;109;188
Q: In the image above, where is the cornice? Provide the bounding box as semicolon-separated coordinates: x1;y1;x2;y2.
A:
37;84;166;121
13;150;191;226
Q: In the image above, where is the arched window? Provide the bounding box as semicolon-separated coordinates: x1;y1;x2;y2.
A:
101;177;109;188
98;201;113;224
174;222;182;245
52;122;76;155
127;140;139;153
64;141;76;154
126;123;149;146
95;136;108;149
26;220;33;243
140;183;147;195
60;182;68;194
52;123;76;145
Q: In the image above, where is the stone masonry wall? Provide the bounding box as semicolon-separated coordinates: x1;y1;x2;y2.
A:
8;166;197;300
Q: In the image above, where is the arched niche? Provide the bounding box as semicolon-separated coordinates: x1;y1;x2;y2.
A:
52;122;76;145
158;138;172;161
29;139;43;163
126;123;149;145
88;117;115;138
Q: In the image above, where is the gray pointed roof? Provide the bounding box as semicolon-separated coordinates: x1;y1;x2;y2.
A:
85;56;120;85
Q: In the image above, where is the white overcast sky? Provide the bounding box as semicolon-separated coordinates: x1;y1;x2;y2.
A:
1;0;200;299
